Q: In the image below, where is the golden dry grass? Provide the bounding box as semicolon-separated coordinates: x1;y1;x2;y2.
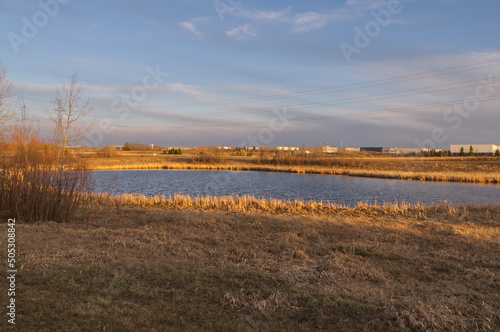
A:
90;191;484;217
1;199;499;331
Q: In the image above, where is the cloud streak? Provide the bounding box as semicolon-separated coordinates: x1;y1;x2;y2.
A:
232;8;290;23
292;10;350;33
225;24;257;41
179;17;210;35
162;83;201;95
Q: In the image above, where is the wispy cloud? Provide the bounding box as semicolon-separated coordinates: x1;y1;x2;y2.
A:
292;10;349;33
225;24;257;41
14;83;124;98
179;2;392;39
178;17;210;35
346;0;392;11
220;84;291;97
229;7;350;34
162;83;201;95
233;8;290;23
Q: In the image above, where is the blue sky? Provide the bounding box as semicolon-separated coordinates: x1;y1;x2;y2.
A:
1;0;499;148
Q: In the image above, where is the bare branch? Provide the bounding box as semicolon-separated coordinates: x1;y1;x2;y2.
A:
49;73;94;171
0;60;15;140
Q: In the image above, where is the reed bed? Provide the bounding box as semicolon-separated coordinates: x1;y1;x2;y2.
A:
86;163;165;171
89;191;500;218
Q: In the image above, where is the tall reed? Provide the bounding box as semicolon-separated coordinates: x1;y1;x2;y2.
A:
89;191;498;217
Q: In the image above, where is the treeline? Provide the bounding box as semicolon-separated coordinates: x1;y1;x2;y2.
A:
165;148;182;155
123;142;150;151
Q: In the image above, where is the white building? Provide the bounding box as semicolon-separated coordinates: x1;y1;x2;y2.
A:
322;145;338;153
450;144;499;155
277;146;300;152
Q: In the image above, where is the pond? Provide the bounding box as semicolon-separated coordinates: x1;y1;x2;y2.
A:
92;169;500;207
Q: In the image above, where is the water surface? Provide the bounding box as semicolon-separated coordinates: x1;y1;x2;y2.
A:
92;169;500;207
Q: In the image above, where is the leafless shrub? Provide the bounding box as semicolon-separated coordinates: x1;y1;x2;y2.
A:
0;127;93;222
191;147;228;164
94;145;119;158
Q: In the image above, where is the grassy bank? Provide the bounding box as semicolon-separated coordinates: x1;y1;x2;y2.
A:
80;153;500;184
1;198;499;331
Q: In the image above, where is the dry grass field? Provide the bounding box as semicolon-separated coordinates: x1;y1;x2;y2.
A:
1;199;499;331
78;151;500;184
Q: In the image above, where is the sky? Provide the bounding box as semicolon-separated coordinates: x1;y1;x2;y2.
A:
1;0;499;148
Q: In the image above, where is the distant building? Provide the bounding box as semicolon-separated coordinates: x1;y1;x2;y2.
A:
360;147;390;153
277;146;300;152
450;144;499;156
322;145;338;153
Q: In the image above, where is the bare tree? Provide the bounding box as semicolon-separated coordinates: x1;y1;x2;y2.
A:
0;61;15;141
49;74;93;172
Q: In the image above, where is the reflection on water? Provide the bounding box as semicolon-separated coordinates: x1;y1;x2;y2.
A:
92;169;500;207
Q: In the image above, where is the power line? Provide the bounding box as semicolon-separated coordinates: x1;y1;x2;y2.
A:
293;95;500;123
147;59;499;109
139;75;500;120
159;94;500;129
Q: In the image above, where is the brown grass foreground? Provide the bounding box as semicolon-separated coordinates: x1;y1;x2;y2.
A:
1;197;499;331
